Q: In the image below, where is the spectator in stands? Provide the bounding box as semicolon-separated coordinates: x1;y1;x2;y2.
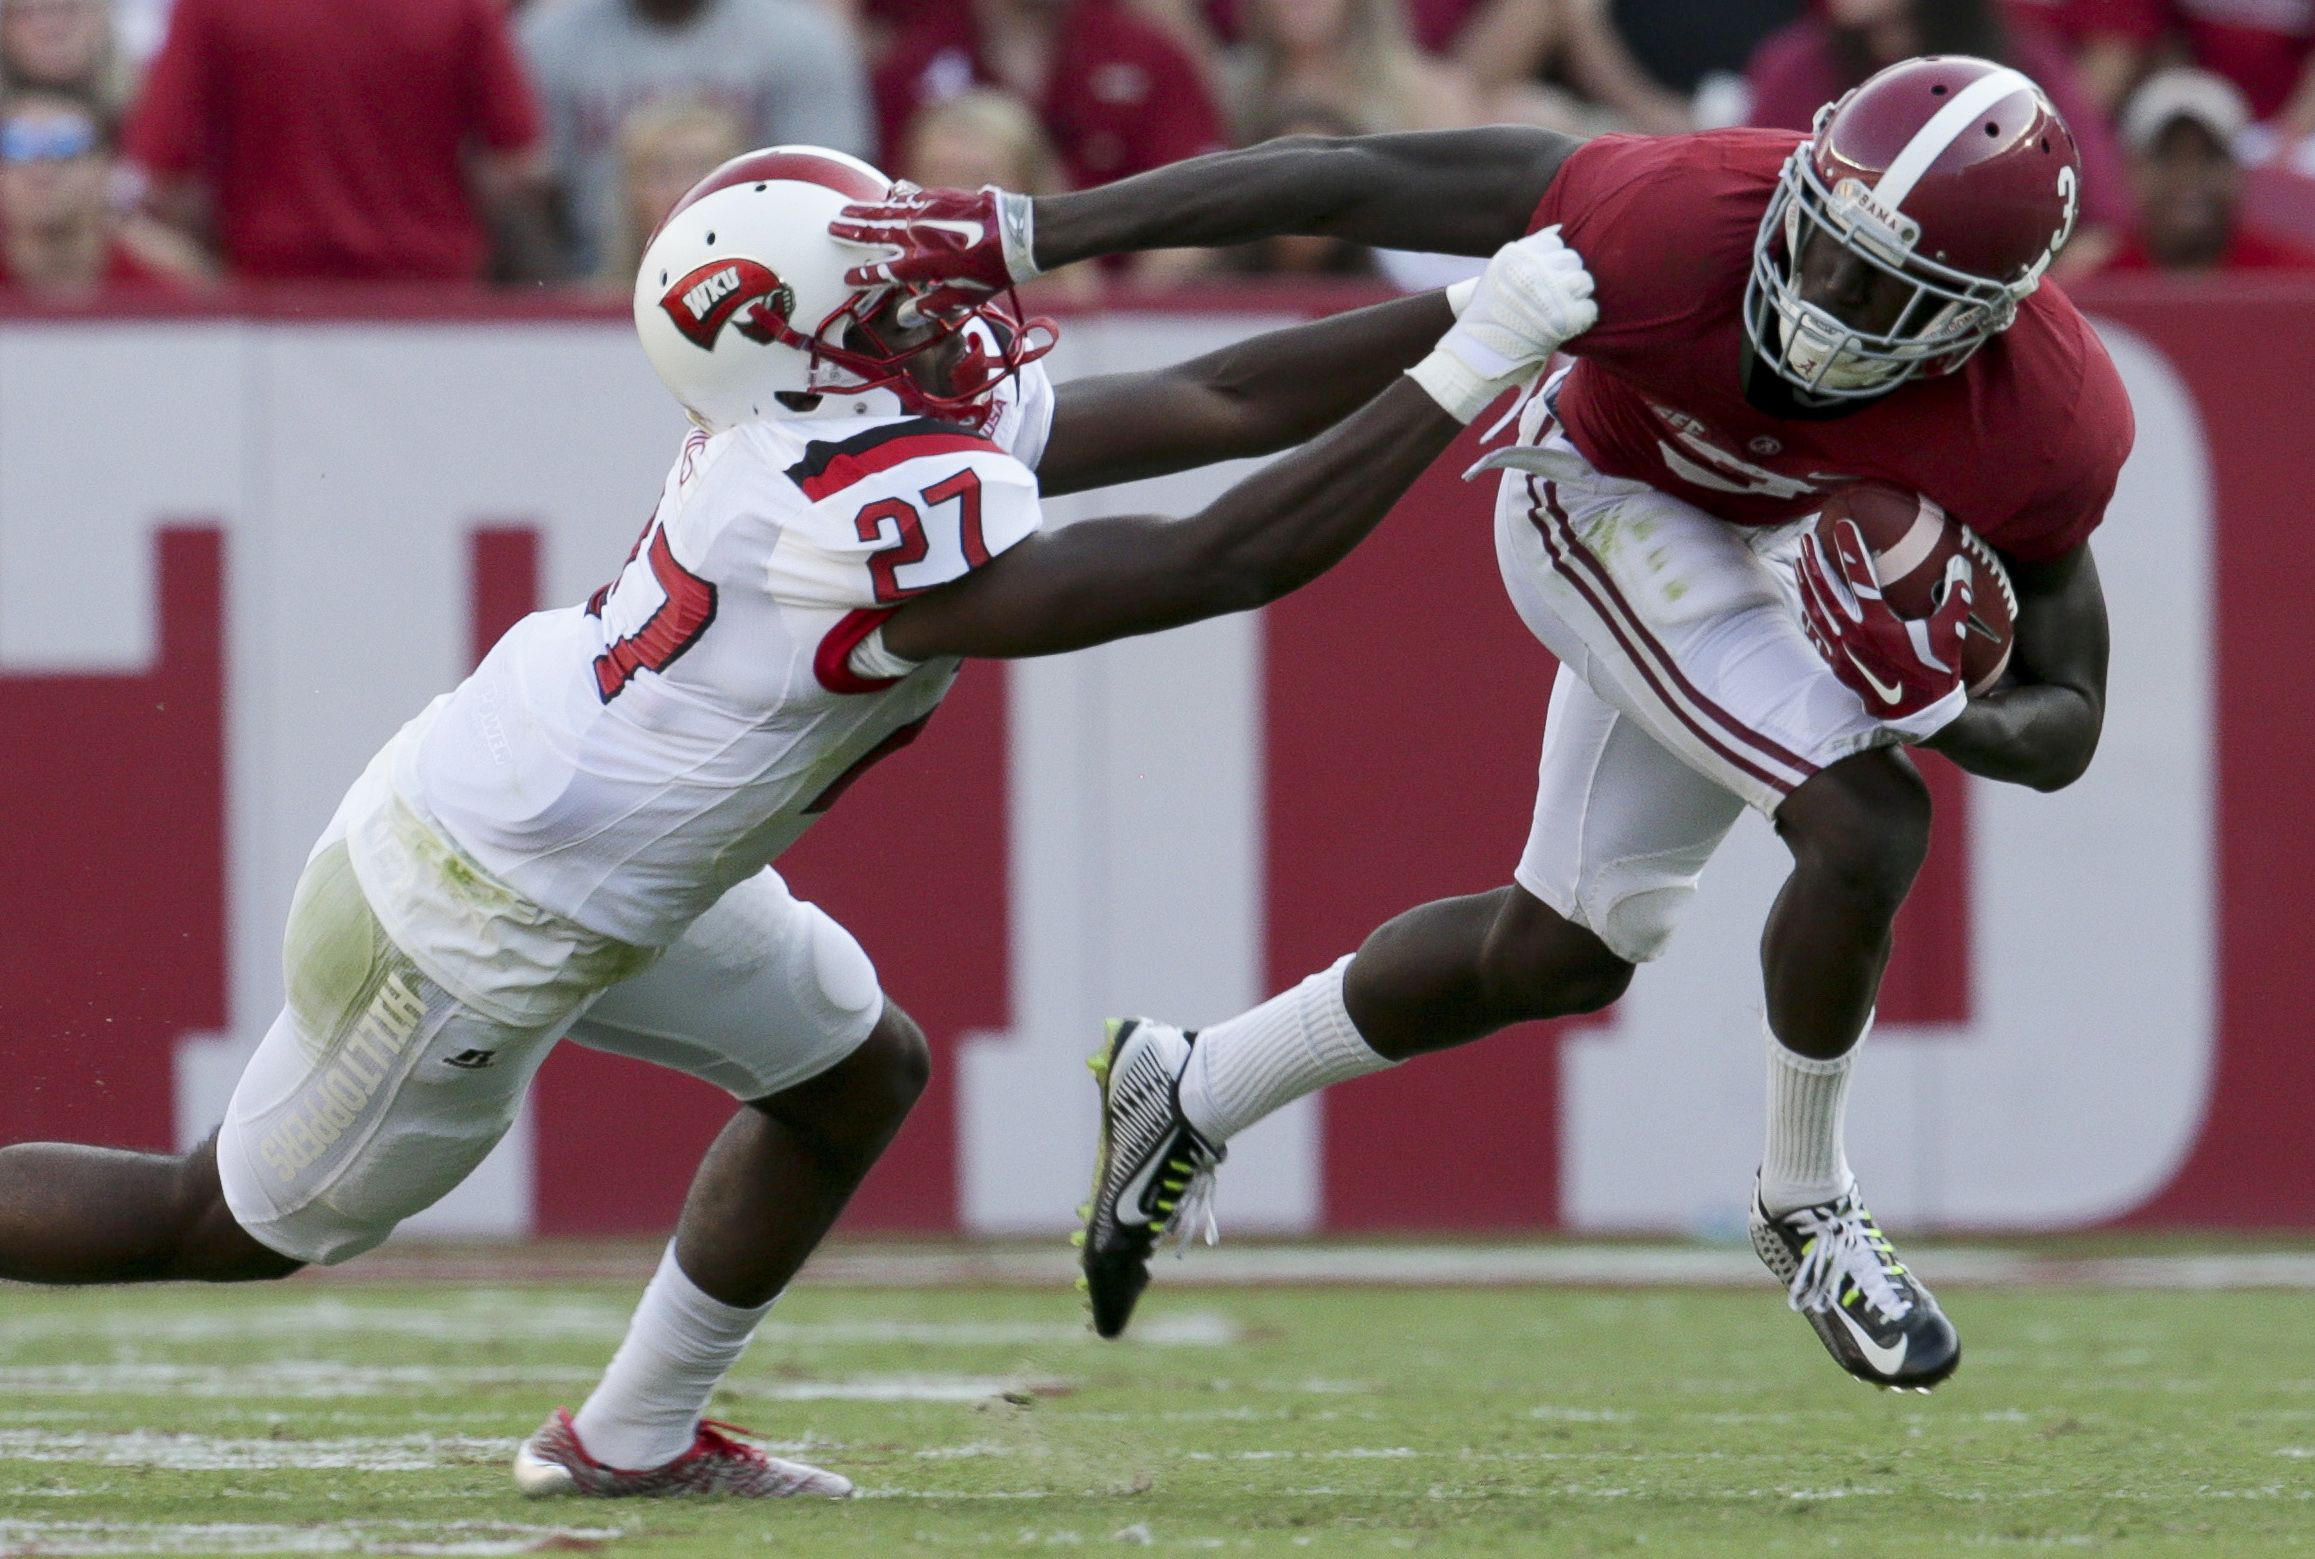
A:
2165;0;2315;136
1743;0;2133;264
2;0;134;116
1217;99;1381;275
1226;0;1485;135
1998;0;2160;116
110;0;171;67
0;89;204;295
873;1;1228;193
899;86;1065;198
2105;66;2315;270
522;0;873;278
127;0;558;283
594;96;748;288
1443;0;1701;133
1593;0;1803;126
897;86;1103;301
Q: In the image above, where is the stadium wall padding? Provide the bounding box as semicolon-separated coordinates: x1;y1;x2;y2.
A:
0;282;2300;1236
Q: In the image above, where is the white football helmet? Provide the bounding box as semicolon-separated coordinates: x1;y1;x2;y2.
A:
633;145;1052;432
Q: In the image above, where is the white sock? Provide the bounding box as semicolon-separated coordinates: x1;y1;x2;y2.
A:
1757;1014;1863;1215
1177;956;1393;1143
571;1241;774;1470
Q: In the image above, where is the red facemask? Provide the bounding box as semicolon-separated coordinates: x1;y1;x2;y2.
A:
807;287;1058;421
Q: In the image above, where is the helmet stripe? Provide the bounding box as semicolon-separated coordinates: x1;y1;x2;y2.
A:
1869;66;2036;213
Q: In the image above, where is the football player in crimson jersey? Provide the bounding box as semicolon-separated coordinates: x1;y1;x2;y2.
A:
0;148;1597;1496
838;56;2132;1391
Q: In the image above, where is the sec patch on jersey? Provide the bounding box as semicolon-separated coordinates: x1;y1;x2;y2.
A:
1814;482;2016;694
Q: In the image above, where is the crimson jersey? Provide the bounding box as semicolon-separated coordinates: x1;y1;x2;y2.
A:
1528;129;2134;564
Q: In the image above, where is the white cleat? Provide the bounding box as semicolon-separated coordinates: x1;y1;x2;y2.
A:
514;1408;853;1499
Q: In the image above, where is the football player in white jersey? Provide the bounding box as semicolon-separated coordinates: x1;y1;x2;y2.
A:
0;147;1598;1498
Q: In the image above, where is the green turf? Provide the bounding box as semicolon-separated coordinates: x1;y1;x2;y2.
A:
3;1275;2312;1555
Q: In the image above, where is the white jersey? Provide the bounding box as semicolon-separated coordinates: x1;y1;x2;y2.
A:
387;364;1055;948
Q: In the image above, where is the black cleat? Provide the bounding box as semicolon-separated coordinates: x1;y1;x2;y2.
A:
1075;1018;1223;1339
1749;1178;1960;1392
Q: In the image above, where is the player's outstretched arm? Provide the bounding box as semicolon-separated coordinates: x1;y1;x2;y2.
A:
882;227;1598;662
884;377;1460;661
1922;542;2108;791
1037;291;1455;498
832;128;1577;302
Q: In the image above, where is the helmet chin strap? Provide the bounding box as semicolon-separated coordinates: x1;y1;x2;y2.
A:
1771;295;1905;394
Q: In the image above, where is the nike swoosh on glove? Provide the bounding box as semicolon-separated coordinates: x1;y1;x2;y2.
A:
1798;517;1971;742
1408;225;1598;424
830;183;1037;315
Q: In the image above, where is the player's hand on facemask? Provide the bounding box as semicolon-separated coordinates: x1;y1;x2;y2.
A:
831;182;1039;316
1408;225;1598;424
1799;517;1972;741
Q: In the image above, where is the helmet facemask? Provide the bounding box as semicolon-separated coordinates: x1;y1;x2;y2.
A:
1743;144;2035;401
804;285;1057;421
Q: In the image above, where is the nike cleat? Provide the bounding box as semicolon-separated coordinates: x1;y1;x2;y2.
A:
513;1408;854;1499
1749;1179;1960;1392
1079;1018;1225;1340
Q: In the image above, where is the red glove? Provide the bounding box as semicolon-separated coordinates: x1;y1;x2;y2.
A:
829;183;1036;316
1798;517;1972;742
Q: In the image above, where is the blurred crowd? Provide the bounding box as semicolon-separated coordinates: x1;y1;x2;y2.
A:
1;0;2310;300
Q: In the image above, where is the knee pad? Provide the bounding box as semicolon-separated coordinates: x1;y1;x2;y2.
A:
1573;848;1713;965
802;906;882;1028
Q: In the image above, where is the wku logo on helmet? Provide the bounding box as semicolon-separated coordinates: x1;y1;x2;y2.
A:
659;259;794;351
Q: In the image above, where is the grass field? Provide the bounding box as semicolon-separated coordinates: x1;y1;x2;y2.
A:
5;1246;2315;1556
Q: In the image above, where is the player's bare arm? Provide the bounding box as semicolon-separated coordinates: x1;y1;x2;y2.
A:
885;230;1596;662
1923;542;2108;791
1036;291;1455;497
832;128;1579;302
884;378;1457;662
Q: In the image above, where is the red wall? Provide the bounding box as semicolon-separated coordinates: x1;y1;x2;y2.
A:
0;282;2306;1231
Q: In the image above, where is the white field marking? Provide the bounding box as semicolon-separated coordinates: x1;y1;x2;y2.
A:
1180;1448;1418;1463
0;1295;632;1348
0;1363;599;1398
0;1427;840;1471
0;1429;514;1472
1529;1406;1635;1423
1179;1447;1733;1465
1060;1407;1364;1425
0;1361;1066;1403
0;1430;491;1472
738;1375;1068;1403
0;1521;623;1557
854;1489;1057;1501
765;1241;2315;1290
0;1297;1237;1350
331;1239;2315;1290
1284;1378;1367;1395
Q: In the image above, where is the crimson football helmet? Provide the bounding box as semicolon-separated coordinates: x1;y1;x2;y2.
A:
633;146;1054;432
1744;56;2083;399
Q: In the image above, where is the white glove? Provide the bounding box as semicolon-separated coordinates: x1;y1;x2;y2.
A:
1409;225;1597;424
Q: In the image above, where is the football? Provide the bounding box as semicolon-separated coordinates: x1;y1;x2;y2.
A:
1813;481;2017;695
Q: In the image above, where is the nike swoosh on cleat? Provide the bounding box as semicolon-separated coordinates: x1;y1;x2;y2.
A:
1828;1303;1909;1378
1841;647;1908;707
1110;1143;1169;1230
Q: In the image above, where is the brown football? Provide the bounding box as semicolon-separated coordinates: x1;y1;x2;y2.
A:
1813;482;2016;695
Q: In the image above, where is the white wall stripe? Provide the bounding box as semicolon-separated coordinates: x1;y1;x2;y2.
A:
1871;67;2036;213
